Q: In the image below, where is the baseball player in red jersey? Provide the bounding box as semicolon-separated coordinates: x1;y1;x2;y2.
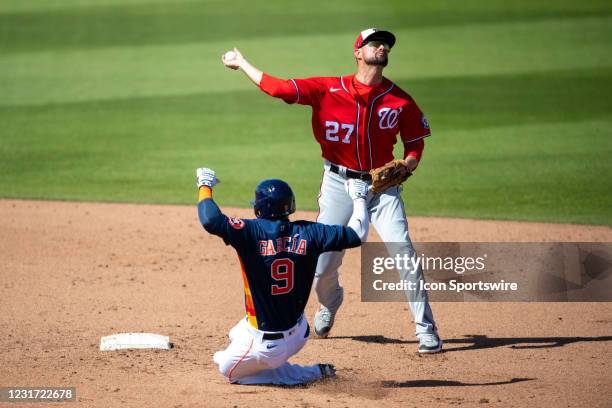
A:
222;28;442;353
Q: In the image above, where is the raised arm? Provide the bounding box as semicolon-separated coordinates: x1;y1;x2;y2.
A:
196;167;223;233
221;48;322;104
221;48;263;86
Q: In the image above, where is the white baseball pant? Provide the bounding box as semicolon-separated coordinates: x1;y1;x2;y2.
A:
314;163;437;336
213;315;323;385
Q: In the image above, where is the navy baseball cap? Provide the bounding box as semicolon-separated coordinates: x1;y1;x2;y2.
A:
354;28;396;50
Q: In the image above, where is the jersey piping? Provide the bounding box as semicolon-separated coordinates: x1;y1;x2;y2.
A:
289;79;300;104
366;82;395;168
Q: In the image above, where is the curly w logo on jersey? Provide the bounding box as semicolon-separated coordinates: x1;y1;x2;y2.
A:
378;107;402;129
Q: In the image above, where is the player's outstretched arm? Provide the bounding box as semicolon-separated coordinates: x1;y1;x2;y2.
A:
345;179;370;242
221;48;263;86
221;48;300;103
196;168;223;233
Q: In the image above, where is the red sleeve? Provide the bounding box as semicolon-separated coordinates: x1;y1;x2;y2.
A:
259;73;299;104
399;99;431;143
403;138;425;161
290;77;326;106
259;73;326;106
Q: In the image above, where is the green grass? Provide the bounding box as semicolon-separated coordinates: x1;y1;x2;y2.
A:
1;0;611;224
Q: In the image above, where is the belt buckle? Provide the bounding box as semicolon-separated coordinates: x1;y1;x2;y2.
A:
350;170;368;181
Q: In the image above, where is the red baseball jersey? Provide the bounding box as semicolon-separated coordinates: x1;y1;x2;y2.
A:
260;74;430;171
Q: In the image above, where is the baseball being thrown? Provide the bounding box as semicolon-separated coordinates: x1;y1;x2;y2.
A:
224;51;237;61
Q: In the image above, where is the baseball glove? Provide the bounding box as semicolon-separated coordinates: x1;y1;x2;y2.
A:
369;160;412;193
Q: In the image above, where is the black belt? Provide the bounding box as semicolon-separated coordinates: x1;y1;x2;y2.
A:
262;323;310;340
262;332;284;340
329;164;372;181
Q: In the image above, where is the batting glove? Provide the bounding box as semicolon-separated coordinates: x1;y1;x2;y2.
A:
196;168;219;189
344;178;369;200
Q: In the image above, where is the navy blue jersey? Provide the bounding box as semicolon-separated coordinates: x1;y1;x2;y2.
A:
198;198;360;331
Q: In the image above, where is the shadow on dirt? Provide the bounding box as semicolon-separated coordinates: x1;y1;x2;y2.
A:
263;377;534;391
334;334;612;351
381;377;534;388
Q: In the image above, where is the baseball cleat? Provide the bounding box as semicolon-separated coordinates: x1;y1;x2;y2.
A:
418;333;443;354
313;306;335;338
318;364;336;379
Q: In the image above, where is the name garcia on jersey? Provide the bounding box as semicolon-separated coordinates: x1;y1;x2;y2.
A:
259;235;308;256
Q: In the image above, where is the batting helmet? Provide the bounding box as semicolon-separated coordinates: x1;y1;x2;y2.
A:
252;179;296;220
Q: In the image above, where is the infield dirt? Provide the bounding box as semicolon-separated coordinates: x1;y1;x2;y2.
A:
1;200;611;407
